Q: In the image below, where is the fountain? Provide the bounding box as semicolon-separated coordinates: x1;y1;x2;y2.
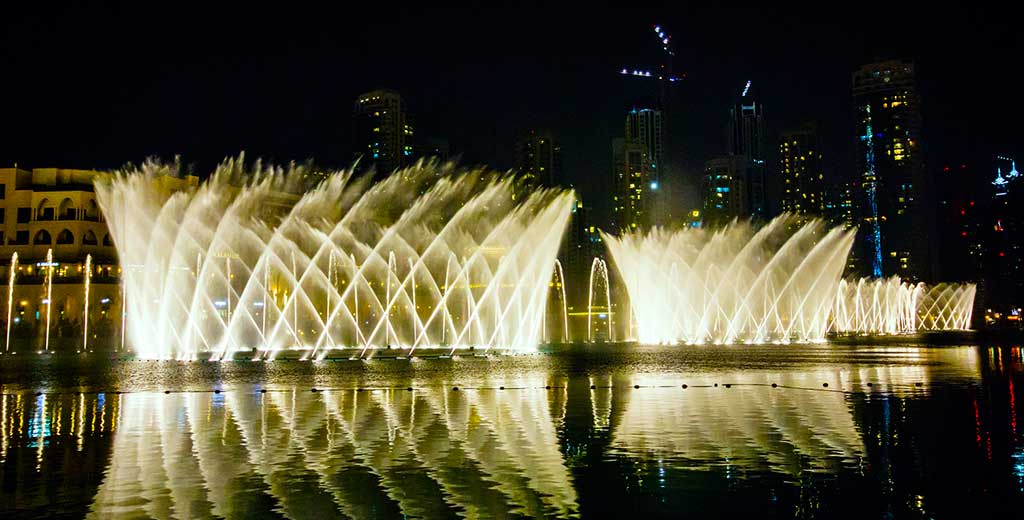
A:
43;248;53;352
95;158;574;360
5;252;16;353
586;258;612;342
82;254;91;351
605;215;976;344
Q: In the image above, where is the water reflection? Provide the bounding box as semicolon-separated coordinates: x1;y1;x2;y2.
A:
87;386;577;519
1;346;1023;518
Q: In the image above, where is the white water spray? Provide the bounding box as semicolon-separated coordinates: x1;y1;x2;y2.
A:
5;252;17;353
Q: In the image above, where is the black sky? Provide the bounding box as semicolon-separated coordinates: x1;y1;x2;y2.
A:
2;4;1020;224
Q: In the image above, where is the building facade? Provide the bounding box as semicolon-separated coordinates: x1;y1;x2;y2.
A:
0;167;198;352
727;91;767;218
353;89;414;174
625;105;663;183
852;60;932;281
612;138;650;233
825;180;859;274
702;155;750;228
514;129;562;186
778;125;825;223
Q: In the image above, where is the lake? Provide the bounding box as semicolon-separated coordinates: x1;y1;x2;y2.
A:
1;343;1021;518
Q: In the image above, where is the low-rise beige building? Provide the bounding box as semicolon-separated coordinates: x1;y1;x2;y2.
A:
0;167;196;352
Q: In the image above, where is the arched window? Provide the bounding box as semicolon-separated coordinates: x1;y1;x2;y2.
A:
56;229;74;245
82;230;98;245
33;230;52;245
36;198;53;220
102;234;113;247
85;199;99;220
58;198;76;220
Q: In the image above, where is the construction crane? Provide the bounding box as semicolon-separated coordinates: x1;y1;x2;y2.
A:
619;24;685;83
619;24;685;199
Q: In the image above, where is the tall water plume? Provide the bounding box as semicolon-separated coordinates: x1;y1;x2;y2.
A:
96;157;573;360
605;216;857;344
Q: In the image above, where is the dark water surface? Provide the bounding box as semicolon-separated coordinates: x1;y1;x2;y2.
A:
1;344;1022;518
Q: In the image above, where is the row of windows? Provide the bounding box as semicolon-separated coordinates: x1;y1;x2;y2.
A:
0;229;113;246
0;206;102;223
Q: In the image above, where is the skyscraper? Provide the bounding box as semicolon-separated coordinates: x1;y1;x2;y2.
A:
778;125;825;223
727;85;767;218
353;89;414;174
624;103;665;224
514;129;562;186
625;104;663;182
702;155;750;228
612;138;649;233
852;60;931;280
826;180;859;274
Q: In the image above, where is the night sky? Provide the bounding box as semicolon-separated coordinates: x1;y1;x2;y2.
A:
2;5;1019;224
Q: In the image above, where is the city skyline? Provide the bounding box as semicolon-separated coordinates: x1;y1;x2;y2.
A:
2;6;1020;226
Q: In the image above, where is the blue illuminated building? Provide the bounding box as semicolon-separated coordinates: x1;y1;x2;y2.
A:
852;61;933;281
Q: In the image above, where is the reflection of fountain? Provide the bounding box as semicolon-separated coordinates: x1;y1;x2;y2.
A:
5;252;16;353
587;258;612;343
88;388;578;518
611;373;866;474
606;215;977;344
96;159;574;360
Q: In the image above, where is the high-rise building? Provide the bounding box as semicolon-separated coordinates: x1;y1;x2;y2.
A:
625;105;663;182
778;125;825;223
353;89;414;174
624;104;665;224
852;60;931;280
936;162;986;284
825;181;859;274
987;157;1022;318
727;87;767;218
514;129;562;186
612;138;649;233
702;155;750;228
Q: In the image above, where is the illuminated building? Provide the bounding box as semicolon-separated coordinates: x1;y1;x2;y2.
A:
778;125;825;224
413;137;449;163
353;89;414;174
623;103;664;224
937;162;986;282
727;84;767;217
0;167;197;351
514;129;562;186
560;199;603;339
852;61;932;280
625;104;663;183
684;208;702;228
701;155;749;227
825;181;859;274
987;157;1023;320
612;138;649;233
